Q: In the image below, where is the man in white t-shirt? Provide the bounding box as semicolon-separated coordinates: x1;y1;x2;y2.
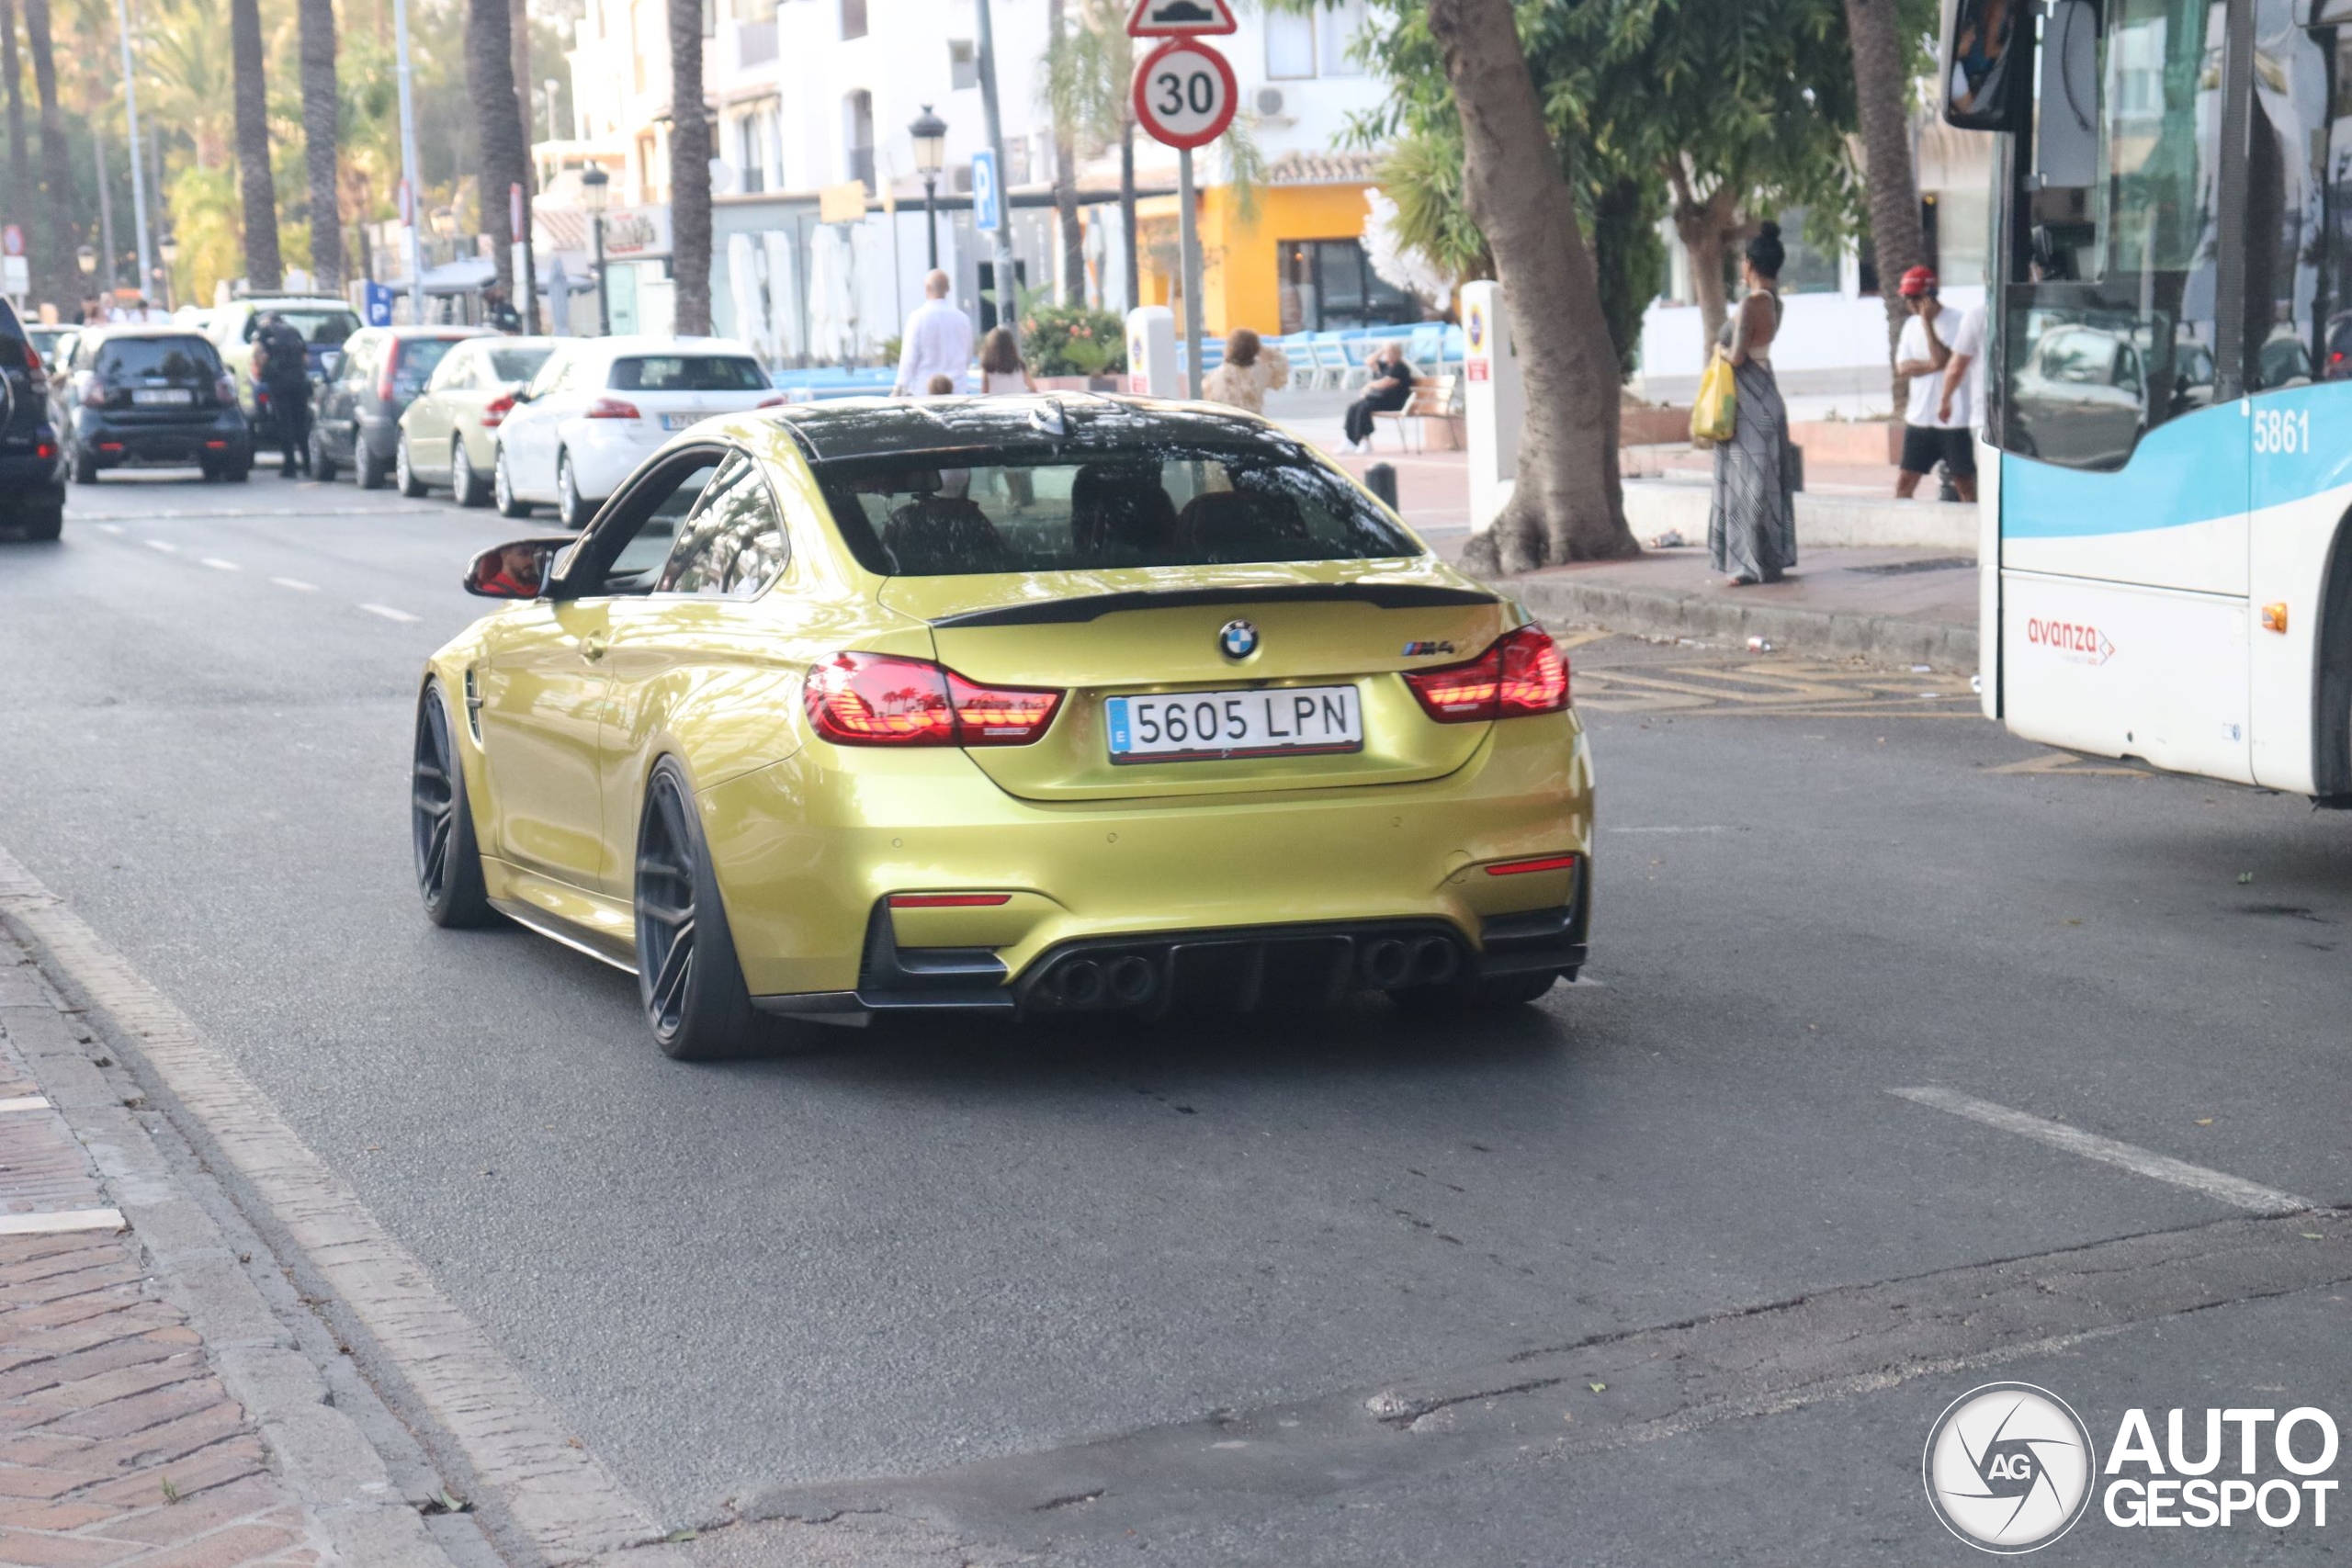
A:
1939;299;1987;436
1893;266;1974;502
892;269;975;397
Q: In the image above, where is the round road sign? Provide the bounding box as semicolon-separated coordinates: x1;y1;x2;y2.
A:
1133;39;1238;151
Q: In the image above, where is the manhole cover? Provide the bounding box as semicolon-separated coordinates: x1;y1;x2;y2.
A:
1847;556;1976;576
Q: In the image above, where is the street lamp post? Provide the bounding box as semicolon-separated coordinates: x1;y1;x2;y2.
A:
157;231;178;312
581;165;611;336
910;105;945;271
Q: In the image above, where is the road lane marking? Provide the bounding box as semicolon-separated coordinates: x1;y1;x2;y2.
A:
200;557;240;571
359;603;420;623
96;524;123;535
0;1209;125;1236
0;1095;51;1112
1890;1086;2314;1214
269;577;319;592
144;539;177;554
0;847;659;1558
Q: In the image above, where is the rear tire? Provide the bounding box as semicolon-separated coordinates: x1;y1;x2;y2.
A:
357;440;390;491
556;449;589;529
16;503;62;541
451;437;489;507
413;682;494;929
223;456;251;483
395;433;428;497
493;446;531;517
310;429;337;482
634;758;761;1061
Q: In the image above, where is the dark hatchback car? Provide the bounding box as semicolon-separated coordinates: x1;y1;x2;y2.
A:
311;326;487;489
0;297;66;538
59;328;253;483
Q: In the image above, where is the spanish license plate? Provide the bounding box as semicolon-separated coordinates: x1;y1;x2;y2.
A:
132;388;193;404
661;412;699;431
1106;685;1363;762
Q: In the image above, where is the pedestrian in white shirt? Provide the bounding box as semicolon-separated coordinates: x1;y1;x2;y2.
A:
1893;266;1974;502
1939;299;1987;435
893;269;975;397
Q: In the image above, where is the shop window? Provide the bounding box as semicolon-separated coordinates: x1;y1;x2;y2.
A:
1281;239;1414;333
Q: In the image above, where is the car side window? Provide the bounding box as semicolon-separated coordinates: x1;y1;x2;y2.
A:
573;451;729;595
660;457;789;599
427;344;471;392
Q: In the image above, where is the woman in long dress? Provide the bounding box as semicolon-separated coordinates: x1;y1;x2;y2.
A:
1709;223;1798;585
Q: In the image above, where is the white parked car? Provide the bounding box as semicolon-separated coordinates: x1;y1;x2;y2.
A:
491;335;778;526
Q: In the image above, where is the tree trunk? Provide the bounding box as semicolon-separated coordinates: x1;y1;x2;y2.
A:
1844;0;1928;410
1668;171;1743;350
1;0;28;250
228;0;280;289
300;0;341;291
510;0;537;331
467;0;530;309
21;0;74;310
666;0;710;333
1119;120;1136;313
1047;0;1082;306
1427;0;1634;572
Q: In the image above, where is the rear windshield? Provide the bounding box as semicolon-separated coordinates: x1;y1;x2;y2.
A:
99;337;221;379
487;345;553;382
611;355;767;392
251;309;358;345
392;337;463;381
817;446;1421;577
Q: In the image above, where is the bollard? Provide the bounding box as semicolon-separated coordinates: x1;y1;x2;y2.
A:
1364;462;1399;512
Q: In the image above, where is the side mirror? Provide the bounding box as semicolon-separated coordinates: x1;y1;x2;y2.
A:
1939;0;2029;130
464;537;572;600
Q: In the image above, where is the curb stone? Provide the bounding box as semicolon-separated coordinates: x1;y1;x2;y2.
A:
1494;570;1979;671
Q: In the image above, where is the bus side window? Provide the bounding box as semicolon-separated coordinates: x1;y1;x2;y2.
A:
2244;23;2343;393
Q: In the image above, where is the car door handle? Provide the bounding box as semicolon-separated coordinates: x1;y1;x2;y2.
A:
581;635;607;662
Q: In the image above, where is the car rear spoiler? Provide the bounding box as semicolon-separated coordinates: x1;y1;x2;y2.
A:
929;582;1500;628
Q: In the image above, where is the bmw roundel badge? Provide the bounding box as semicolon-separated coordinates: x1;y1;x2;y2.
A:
1218;620;1260;660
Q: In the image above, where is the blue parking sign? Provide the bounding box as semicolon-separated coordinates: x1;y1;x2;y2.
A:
971;151;1001;233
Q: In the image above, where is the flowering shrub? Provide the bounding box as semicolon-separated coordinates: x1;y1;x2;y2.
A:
1019;304;1128;377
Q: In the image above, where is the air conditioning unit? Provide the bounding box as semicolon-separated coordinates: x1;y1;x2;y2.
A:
1253;85;1290;120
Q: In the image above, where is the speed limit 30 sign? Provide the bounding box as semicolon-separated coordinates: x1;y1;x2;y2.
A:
1132;39;1238;150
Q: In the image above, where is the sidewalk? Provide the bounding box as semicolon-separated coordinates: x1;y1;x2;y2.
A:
0;943;452;1568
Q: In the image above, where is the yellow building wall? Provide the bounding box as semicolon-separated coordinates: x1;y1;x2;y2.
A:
1133;183;1373;340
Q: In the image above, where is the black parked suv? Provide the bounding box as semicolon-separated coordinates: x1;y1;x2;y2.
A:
0;297;66;539
60;327;254;483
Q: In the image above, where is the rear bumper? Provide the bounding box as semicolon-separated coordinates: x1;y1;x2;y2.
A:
74;411;250;468
0;445;64;505
704;712;1595;1003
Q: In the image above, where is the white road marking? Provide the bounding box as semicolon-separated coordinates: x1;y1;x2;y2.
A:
0;1095;51;1112
200;557;240;572
96;524;123;535
1890;1087;2315;1214
0;1209;125;1236
0;847;657;1558
144;539;177;554
269;577;319;592
359;603;420;624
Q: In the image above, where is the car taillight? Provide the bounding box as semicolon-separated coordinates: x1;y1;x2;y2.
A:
1402;626;1570;723
587;397;641;420
22;341;47;398
378;357;394;402
804;651;1061;747
481;392;517;428
757;394;787;409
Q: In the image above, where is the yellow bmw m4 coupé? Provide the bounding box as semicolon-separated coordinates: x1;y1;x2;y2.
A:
413;397;1594;1058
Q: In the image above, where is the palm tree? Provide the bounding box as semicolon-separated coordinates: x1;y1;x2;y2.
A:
666;0;709;333
1046;0;1082;305
1042;0;1136;310
300;0;340;290
1843;0;1929;406
20;0;74;310
466;0;530;314
2;0;28;240
228;0;280;288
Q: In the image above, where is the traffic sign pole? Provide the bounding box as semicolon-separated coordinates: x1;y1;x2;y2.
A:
1130;37;1236;400
1177;149;1203;400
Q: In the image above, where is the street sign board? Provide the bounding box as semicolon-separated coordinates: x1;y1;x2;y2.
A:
1125;0;1236;36
1133;39;1238;150
3;256;27;296
971;150;1001;233
0;223;22;258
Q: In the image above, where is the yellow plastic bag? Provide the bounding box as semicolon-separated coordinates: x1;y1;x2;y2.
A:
1690;349;1738;446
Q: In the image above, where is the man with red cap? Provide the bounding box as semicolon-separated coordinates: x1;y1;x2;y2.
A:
1893;265;1974;502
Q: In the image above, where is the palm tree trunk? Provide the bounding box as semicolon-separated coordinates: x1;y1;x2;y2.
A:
467;0;529;310
1427;0;1634;571
1119;120;1136;313
21;0;75;311
228;0;280;288
1047;0;1082;306
1;0;28;243
299;0;340;291
1843;0;1928;409
666;0;710;334
510;0;537;331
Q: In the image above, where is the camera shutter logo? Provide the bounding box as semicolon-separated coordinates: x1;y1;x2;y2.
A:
1923;1382;2097;1553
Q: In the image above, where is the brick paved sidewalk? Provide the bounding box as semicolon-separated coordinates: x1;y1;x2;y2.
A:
0;1034;322;1566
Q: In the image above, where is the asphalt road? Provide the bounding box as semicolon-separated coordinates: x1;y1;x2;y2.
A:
1;468;2346;1565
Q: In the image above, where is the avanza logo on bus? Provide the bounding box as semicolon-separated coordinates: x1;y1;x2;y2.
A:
2024;616;2116;666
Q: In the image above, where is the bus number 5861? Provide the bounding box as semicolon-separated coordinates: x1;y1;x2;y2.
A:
2254;408;2310;455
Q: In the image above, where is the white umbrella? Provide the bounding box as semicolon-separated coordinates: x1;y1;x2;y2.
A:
763;230;802;361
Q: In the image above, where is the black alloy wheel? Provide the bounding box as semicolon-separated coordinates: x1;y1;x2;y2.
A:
412;683;492;927
633;760;761;1060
